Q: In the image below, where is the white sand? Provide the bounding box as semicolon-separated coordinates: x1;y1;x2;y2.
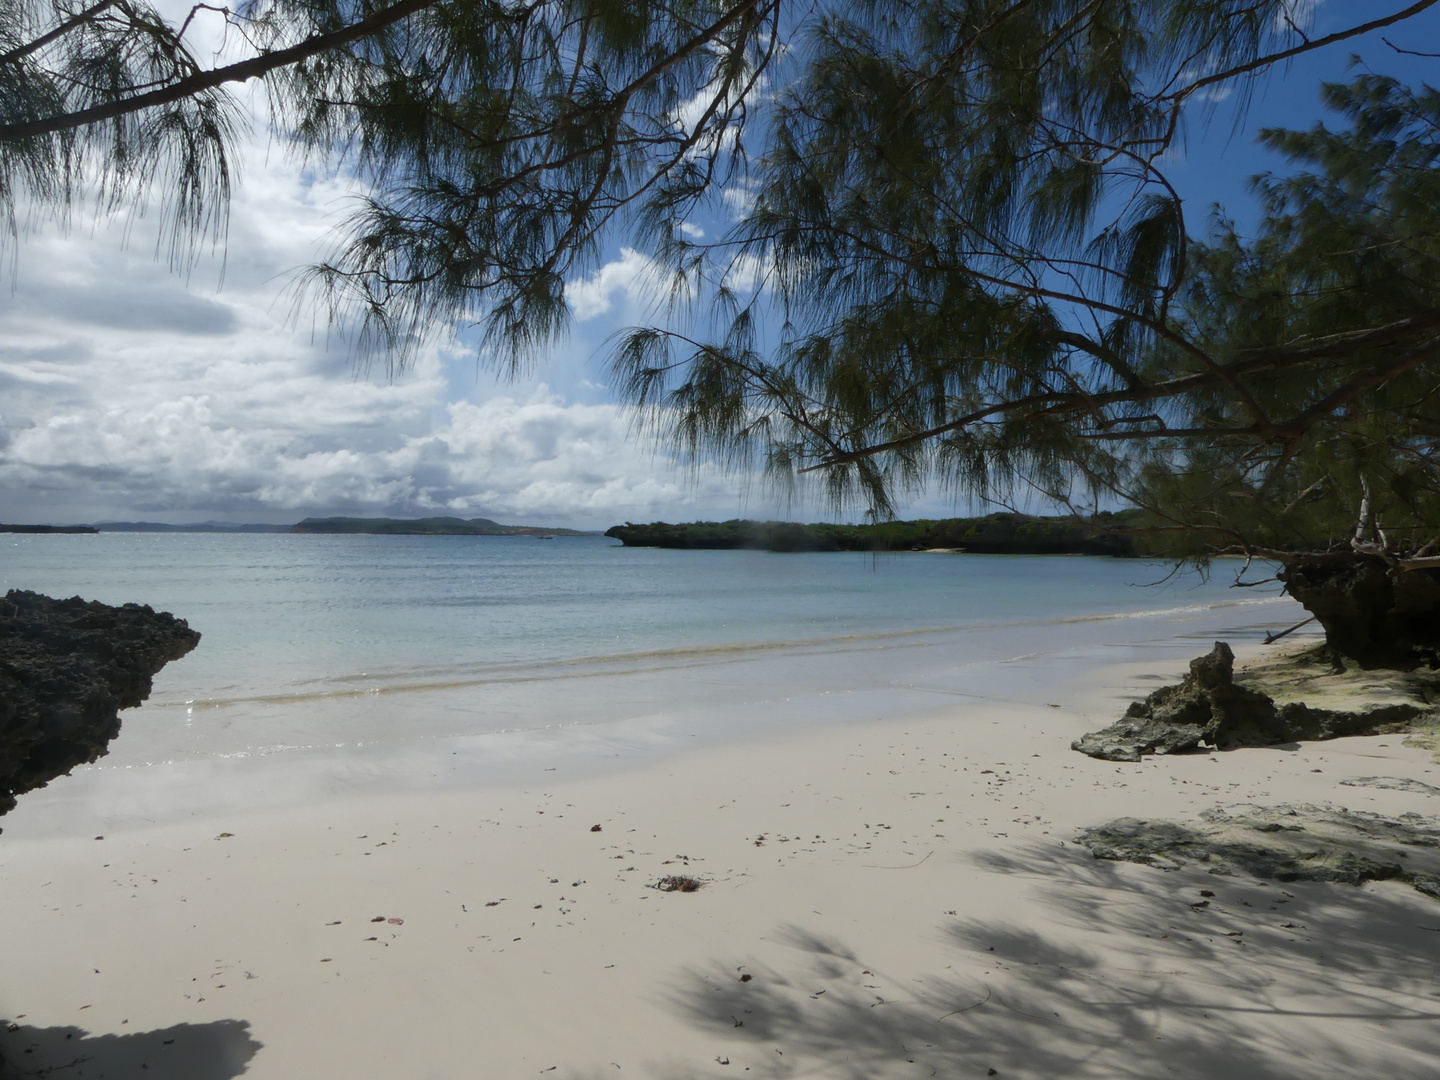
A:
4;648;1440;1079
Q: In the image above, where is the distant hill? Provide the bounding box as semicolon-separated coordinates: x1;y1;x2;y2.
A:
93;521;291;533
604;512;1152;556
289;516;593;536
0;524;99;534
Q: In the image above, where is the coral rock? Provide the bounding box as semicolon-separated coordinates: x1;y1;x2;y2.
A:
0;590;199;817
1072;641;1429;761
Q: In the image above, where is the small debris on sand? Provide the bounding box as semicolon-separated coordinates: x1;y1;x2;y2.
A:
653;875;702;893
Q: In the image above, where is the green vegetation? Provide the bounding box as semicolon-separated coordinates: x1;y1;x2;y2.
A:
606;512;1148;555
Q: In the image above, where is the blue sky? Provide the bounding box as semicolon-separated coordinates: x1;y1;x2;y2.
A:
1;1;1435;528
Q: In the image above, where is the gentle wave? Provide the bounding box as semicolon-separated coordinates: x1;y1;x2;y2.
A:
159;638;939;709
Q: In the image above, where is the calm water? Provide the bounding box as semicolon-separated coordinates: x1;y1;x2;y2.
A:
1;532;1305;832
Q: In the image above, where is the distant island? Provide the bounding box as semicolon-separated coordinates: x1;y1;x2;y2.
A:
0;524;99;534
604;512;1153;556
93;521;291;533
4;517;594;535
289;516;592;536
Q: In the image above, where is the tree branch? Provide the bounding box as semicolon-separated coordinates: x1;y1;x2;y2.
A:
0;0;444;141
1169;0;1440;105
0;0;122;66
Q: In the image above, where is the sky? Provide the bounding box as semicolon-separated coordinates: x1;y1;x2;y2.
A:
1;1;1436;529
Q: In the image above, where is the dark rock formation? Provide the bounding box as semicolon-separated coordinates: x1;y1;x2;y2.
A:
1072;641;1430;761
0;590;200;818
1077;804;1440;900
1280;558;1440;669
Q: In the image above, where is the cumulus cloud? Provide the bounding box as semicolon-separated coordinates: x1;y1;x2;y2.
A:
0;147;746;527
398;392;740;521
0;371;740;525
0;92;757;528
566;248;663;321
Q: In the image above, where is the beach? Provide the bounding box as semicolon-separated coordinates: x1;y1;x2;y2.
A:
4;638;1440;1080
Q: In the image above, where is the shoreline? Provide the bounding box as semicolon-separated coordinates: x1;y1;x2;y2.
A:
0;599;1300;843
4;638;1440;1078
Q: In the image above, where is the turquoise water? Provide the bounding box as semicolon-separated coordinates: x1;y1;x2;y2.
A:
2;532;1288;702
1;532;1305;832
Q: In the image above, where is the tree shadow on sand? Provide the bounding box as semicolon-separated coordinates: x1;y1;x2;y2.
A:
0;1018;260;1079
653;843;1440;1079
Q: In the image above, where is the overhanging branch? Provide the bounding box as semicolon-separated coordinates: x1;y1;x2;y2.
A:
0;0;443;141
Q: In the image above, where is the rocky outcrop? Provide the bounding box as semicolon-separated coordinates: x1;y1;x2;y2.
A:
0;590;200;818
1078;804;1440;899
1072;642;1429;762
1280;559;1440;669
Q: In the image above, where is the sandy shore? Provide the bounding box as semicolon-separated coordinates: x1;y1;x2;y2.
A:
3;646;1440;1079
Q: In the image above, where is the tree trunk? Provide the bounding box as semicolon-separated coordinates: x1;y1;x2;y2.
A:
1278;558;1440;669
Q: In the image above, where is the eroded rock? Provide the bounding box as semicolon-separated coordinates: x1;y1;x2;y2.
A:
1340;776;1440;796
0;590;200;817
1072;642;1430;761
1078;804;1440;899
1280;559;1440;669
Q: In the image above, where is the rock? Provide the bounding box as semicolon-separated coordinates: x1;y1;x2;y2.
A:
1339;776;1440;796
0;590;200;818
1072;642;1431;761
1069;715;1208;762
1078;804;1440;898
1280;559;1440;669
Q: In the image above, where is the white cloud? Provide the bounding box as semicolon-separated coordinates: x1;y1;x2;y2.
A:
566;248;661;321
1192;84;1235;104
405;391;739;521
721;184;757;220
678;222;706;239
721;251;771;293
0;86;759;528
0;368;740;525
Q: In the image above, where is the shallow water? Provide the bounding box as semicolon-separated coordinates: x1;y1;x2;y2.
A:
1;532;1306;834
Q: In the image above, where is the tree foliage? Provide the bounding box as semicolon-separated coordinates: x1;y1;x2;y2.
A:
0;0;780;344
609;2;1440;570
1136;76;1440;564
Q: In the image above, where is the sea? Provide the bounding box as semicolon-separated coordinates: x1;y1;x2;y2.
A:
1;532;1308;836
